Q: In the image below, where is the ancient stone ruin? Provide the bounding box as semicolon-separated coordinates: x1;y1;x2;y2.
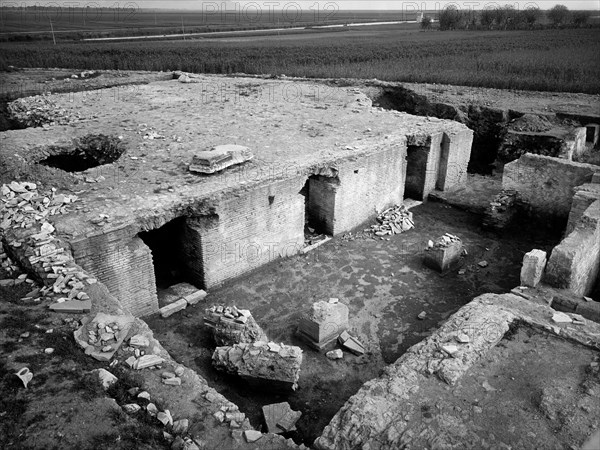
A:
2;70;599;450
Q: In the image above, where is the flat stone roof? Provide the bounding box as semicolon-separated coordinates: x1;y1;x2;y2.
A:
0;75;467;239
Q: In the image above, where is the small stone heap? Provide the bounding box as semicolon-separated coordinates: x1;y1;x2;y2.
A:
74;312;134;362
204;305;268;346
423;233;464;273
212;341;303;391
297;299;349;350
371;205;414;236
482;190;518;229
8;95;83;128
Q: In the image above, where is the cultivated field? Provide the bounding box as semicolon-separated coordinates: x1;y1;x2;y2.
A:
1;27;599;93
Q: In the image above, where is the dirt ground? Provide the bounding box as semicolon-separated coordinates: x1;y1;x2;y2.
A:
401;323;600;450
145;201;563;446
0;266;170;450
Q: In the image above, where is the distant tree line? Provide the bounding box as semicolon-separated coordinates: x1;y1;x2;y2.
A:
423;4;593;31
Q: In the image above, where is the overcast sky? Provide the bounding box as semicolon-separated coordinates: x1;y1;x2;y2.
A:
6;1;600;10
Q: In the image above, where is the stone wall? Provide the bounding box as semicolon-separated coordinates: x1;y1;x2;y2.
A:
566;184;600;235
502;154;599;221
184;176;306;288
545;200;600;296
436;128;474;191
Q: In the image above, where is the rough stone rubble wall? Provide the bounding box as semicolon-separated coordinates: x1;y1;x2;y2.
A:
502;154;599;221
545;200;600;296
71;225;158;317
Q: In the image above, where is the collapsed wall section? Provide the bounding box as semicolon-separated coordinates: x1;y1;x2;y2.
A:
545;200;600;296
502;154;599;222
71;224;158;317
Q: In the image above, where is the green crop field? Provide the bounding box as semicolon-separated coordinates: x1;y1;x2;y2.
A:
1;24;599;94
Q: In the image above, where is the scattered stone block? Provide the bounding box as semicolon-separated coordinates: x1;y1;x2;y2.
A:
129;334;150;348
91;368;118;390
417;311;427;320
552;312;572;324
157;410;173;426
137;391;151;400
423;234;463;272
172;419;189;434
326;349;343;360
183;290;207;306
212;342;302;391
262;402;302;433
338;331;365;355
243;430;263;443
133;354;165;370
160;299;188;318
123;403;141;414
478;260;489;268
520;249;547;287
297;300;349;350
456;333;470;344
163;377;182;386
48;299;91;313
147;403;158;415
174;366;184;377
442;344;459;356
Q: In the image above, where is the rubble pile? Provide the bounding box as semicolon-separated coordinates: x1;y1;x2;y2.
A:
74;313;134;362
204;305;268;346
212;341;303;391
371;205;414;236
0;182;98;306
424;233;464;273
8;95;84;128
482;190;518;229
298;299;349;350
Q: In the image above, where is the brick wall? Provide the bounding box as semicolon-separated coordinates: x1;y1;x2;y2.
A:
503;154;599;221
184;176;306;288
71;225;158;317
328;145;406;235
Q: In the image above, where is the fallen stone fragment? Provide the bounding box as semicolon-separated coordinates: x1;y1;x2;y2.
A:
456;333;470;343
147;403;158;416
133;354;165;370
129;334;150;348
552;312;572;323
157;410;173;426
174;366;185;377
160;299;188;318
183;290;207;306
338;331;365;355
212;342;302;391
172;418;189;434
442;344;459;356
262;402;302;433
44;348;54;354
204;305;268;345
417;311;427;320
268;342;281;353
15;367;33;388
298;300;349;350
161;371;176;379
213;411;225;422
243;430;263;443
478;260;489;268
326;349;343;360
163;377;182;386
189;144;254;174
123;403;141;414
137;391;151;400
49;299;91;313
91;368;118;390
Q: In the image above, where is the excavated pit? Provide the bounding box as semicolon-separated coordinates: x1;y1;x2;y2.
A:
145;202;563;446
38;134;125;172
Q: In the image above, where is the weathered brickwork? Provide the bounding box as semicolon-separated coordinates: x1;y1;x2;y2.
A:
184;176;307;288
71;225;158;317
